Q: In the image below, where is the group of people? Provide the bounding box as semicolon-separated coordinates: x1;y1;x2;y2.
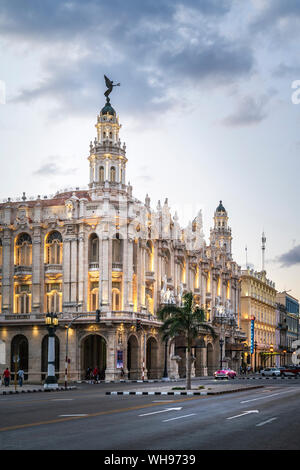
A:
0;367;25;387
85;366;104;383
240;365;253;375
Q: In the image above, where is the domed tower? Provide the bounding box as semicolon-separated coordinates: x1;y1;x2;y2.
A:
88;96;127;189
210;200;232;256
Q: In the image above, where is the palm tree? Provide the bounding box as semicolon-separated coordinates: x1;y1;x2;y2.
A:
158;291;216;390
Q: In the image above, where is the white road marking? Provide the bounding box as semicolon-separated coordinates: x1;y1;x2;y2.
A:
152;400;175;403
256;417;278;427
51;399;73;401
163;414;196;422
59;414;88;417
240;388;297;404
139;407;182;417
226;410;259;420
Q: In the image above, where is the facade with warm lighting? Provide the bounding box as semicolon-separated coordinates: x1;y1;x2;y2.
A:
240;269;277;370
0;97;245;382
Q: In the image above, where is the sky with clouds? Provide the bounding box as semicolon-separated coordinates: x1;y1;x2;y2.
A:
0;0;300;300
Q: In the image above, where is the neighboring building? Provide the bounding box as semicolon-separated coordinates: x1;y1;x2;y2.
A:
276;291;299;365
240;269;277;370
275;302;288;367
0;95;245;383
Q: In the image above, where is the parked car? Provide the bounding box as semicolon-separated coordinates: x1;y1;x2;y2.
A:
279;366;300;377
260;367;281;377
214;368;237;379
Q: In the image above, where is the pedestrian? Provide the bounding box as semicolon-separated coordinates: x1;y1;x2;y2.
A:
17;368;25;387
120;367;125;378
86;367;91;381
93;366;99;383
3;368;10;387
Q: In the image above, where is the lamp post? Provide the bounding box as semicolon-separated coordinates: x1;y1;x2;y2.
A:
162;336;170;381
219;338;224;369
44;312;59;389
254;341;257;373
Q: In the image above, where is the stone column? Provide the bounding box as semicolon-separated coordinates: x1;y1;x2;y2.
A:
100;235;109;310
2;228;13;314
32;226;42;313
62;236;71;307
140;240;146;309
77;228;85;309
124;238;134;310
105;329;117;380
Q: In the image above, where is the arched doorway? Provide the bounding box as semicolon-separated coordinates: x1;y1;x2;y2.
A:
127;335;139;380
207;343;214;376
11;335;29;380
82;335;106;380
146;337;158;379
41;335;60;381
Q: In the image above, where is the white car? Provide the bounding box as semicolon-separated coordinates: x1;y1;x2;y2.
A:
260;367;281;377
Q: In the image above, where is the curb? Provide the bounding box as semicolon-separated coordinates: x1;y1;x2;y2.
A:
238;376;299;380
79;379;178;384
106;385;264;396
1;386;77;395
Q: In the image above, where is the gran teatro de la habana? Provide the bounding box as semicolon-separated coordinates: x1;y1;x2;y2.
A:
0;87;246;383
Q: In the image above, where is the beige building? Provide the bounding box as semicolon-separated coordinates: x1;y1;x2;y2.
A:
0;95;246;383
241;269;277;370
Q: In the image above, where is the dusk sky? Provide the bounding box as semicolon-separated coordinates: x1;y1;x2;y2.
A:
1;0;300;299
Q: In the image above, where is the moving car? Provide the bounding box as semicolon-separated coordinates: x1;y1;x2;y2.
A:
279;366;300;377
214;368;237;379
260;367;281;377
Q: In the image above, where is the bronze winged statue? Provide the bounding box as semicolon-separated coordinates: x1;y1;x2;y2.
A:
104;75;120;100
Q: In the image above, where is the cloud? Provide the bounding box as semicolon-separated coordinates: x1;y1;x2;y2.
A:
221;94;270;127
3;0;255;119
277;245;300;267
33;161;78;177
251;0;300;33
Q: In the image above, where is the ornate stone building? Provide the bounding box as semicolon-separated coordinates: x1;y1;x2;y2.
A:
0;95;245;382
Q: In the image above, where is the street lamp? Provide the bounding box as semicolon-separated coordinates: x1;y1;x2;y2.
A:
254;341;257;373
219;338;224;370
162;336;170;381
44;312;59;389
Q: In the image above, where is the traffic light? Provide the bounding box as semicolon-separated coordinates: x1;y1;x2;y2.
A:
270;344;274;354
136;319;142;331
96;309;101;323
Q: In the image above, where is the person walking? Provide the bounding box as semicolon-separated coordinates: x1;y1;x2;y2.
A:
3;368;10;387
17;369;25;387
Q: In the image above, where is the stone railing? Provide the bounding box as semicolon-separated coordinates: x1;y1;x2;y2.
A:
14;265;32;276
44;264;63;274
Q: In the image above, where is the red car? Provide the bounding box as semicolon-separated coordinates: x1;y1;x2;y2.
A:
279;366;300;377
214;368;237;379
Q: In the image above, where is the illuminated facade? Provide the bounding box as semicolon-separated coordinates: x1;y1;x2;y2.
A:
0;97;245;382
240;269;277;370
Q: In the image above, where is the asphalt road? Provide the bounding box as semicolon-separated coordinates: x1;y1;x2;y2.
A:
1;378;300;450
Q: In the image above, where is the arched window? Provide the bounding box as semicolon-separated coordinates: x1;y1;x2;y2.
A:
112;288;121;311
146;241;154;272
110;166;116;183
90;283;99;311
46;284;62;313
14;284;31;313
112;234;123;264
89;234;99;263
15;233;32;266
99;166;105;182
45;231;62;264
